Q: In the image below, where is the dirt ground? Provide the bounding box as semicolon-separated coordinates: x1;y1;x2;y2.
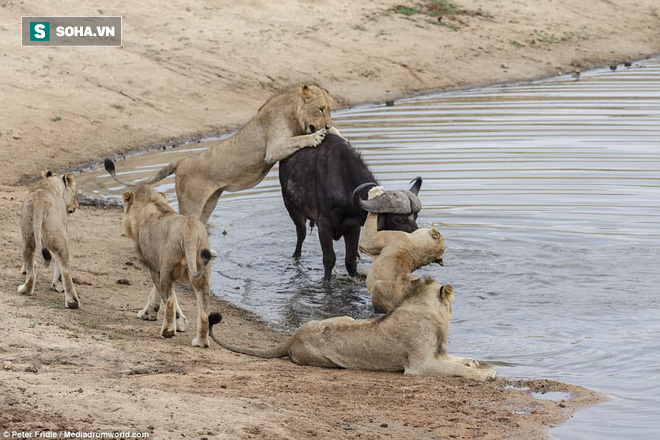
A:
2;0;658;438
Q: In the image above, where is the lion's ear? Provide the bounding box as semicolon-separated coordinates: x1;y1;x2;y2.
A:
63;173;75;187
121;191;134;207
429;228;441;239
440;285;454;301
42;169;53;178
300;84;314;101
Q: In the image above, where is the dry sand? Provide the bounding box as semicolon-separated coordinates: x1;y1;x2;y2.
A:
2;0;658;438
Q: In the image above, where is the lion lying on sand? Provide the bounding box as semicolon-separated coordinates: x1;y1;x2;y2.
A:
19;170;80;309
106;84;341;225
121;184;213;347
357;187;446;313
208;277;497;381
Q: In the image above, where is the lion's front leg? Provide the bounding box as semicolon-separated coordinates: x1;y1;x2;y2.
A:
405;359;497;381
173;289;188;333
264;129;327;164
50;261;64;293
137;285;160;321
442;354;480;368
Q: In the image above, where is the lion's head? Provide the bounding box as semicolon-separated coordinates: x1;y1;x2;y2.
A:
42;170;78;214
121;184;173;238
296;84;333;134
401;278;454;342
410;227;445;266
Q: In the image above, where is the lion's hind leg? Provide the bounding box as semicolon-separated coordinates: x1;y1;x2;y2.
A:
51;250;79;309
370;280;404;314
190;274;210;348
159;272;177;339
18;245;36;295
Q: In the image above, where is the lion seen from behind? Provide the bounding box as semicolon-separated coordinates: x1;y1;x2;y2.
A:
19;170;80;309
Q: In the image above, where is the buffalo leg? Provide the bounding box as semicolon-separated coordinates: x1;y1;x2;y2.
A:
317;219;336;282
343;225;361;278
287;209;307;259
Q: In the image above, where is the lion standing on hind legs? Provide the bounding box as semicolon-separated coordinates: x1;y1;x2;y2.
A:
105;84;342;226
19;170;80;309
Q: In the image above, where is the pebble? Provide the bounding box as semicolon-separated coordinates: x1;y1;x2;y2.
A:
12;133;20;139
380;423;388;428
25;364;38;373
116;278;131;285
3;361;13;371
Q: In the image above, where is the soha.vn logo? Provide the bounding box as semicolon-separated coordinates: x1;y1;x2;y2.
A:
29;22;50;41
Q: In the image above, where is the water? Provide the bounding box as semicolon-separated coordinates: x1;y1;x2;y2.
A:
76;59;660;439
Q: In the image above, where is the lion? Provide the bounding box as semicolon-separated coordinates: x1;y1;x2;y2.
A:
18;170;80;309
358;189;446;313
208;277;497;381
105;84;342;225
120;184;213;347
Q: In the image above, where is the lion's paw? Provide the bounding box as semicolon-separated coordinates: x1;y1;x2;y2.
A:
17;283;33;295
465;358;480;368
310;129;327;147
478;369;498;381
137;306;158;321
176;313;188;332
191;337;210;348
51;280;64;293
161;329;176;339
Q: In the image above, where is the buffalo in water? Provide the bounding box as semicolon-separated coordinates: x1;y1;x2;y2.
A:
278;133;422;281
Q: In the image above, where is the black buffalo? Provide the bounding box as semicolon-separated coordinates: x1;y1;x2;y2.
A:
278;134;421;281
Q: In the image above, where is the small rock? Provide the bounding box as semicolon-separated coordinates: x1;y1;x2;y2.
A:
116;279;131;285
3;361;13;371
380;423;388;428
559;402;566;408
12;133;20;139
147;426;155;431
25;364;38;373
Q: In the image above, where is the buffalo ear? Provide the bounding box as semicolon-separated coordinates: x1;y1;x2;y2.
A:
121;191;134;207
63;173;75;187
429;228;441;239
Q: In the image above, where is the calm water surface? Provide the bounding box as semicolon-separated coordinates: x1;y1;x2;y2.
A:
77;59;660;439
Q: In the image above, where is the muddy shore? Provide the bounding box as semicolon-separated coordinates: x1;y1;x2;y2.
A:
2;0;658;438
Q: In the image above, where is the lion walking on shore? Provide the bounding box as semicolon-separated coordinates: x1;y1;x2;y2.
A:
19;170;80;309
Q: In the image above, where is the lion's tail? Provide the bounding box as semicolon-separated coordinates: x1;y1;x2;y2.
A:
32;204;51;267
208;312;290;359
104;158;180;187
183;229;212;279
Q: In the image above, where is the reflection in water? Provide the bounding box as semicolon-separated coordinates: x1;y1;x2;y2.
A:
77;59;660;439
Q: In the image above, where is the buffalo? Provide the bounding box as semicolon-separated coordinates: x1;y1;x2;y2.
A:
278;133;422;281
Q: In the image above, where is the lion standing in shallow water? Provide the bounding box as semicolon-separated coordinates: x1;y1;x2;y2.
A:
106;84;341;225
208;277;497;381
19;170;80;309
